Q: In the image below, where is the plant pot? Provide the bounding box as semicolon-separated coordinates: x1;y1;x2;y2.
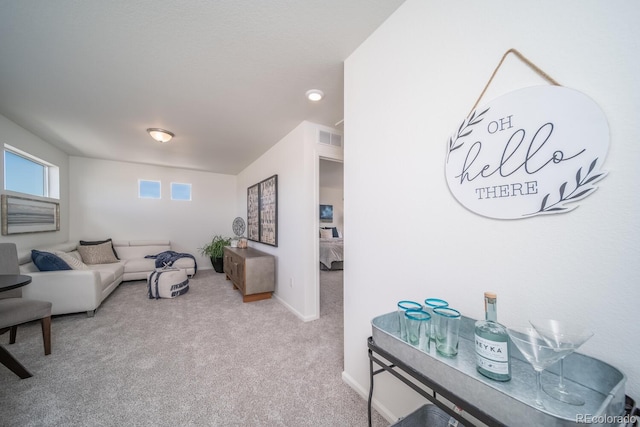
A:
211;257;224;273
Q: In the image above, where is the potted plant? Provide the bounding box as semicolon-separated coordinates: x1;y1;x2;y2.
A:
199;235;232;273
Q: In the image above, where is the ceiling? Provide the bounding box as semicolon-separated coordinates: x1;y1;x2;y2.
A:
0;1;405;175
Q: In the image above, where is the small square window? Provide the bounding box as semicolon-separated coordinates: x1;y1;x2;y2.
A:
139;180;161;199
171;183;192;201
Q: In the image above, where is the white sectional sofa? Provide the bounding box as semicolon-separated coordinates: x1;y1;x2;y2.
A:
18;240;196;317
112;240;196;281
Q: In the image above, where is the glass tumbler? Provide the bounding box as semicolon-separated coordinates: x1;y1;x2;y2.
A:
433;307;462;357
404;309;431;352
397;300;422;341
423;298;449;341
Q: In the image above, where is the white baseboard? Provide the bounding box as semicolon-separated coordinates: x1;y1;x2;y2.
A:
341;370;397;424
273;293;318;322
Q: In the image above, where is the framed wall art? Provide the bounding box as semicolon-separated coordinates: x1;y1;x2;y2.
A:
319;204;333;222
246;175;278;247
259;175;278;246
247;184;259;242
1;194;60;235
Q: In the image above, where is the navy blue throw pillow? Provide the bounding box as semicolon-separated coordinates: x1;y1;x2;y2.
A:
31;250;72;271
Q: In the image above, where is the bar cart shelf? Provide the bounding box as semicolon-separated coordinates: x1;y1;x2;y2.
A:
368;312;626;427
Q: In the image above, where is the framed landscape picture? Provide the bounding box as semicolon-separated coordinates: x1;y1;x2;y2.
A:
1;194;60;235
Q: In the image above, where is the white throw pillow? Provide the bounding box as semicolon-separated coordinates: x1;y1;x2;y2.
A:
54;251;89;270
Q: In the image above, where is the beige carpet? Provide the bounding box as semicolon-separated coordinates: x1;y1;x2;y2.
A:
0;269;387;426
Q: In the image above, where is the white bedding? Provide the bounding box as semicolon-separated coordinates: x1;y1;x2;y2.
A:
319;238;343;269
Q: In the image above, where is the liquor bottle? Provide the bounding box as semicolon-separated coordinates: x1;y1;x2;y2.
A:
475;292;511;381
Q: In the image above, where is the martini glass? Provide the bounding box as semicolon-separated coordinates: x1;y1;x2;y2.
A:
507;326;569;409
530;319;594;406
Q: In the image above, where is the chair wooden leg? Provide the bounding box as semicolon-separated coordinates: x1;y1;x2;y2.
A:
41;316;51;355
0;344;32;379
9;326;17;344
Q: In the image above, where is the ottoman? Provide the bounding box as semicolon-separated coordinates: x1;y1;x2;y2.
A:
147;268;189;299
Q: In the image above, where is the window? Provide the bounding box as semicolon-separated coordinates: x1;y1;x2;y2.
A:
171;183;191;201
138;180;161;199
3;145;59;199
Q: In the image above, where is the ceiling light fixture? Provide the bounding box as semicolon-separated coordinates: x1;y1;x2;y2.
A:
306;89;324;102
147;128;174;143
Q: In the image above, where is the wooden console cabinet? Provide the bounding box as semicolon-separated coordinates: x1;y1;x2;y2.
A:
223;246;275;302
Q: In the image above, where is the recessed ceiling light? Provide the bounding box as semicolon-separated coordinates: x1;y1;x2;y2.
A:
147;128;174;143
306;89;324;102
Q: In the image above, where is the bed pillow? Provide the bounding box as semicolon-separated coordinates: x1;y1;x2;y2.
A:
320;227;340;238
54;251;89;270
320;228;333;238
79;238;120;259
77;241;119;264
31;250;72;271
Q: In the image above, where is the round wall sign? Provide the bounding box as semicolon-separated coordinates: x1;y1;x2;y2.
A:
445;86;609;219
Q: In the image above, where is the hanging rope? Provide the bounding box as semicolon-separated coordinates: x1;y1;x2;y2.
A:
469;48;561;116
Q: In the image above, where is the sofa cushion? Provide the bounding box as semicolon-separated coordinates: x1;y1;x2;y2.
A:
88;262;124;287
31;250;72;271
115;244;171;260
124;258;156;274
79;238;119;259
77;242;119;265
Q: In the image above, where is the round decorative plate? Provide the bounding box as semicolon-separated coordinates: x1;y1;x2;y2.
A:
232;217;246;237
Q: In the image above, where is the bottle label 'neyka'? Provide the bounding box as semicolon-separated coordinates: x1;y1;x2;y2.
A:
475;335;509;362
475;334;509;375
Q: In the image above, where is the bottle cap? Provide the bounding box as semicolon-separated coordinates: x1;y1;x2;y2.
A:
484;291;497;299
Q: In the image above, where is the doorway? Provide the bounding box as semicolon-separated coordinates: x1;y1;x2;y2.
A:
318;158;344;317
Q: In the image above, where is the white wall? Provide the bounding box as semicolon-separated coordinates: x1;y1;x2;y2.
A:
0;114;70;251
236;121;341;321
69;157;237;268
236;122;316;320
343;0;640;421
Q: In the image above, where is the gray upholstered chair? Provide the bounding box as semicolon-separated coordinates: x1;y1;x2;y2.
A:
0;243;52;356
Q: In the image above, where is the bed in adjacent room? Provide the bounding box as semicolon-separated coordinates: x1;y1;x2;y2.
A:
319;227;343;270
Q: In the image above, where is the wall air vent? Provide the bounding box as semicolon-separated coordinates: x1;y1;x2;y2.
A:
318;130;343;147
